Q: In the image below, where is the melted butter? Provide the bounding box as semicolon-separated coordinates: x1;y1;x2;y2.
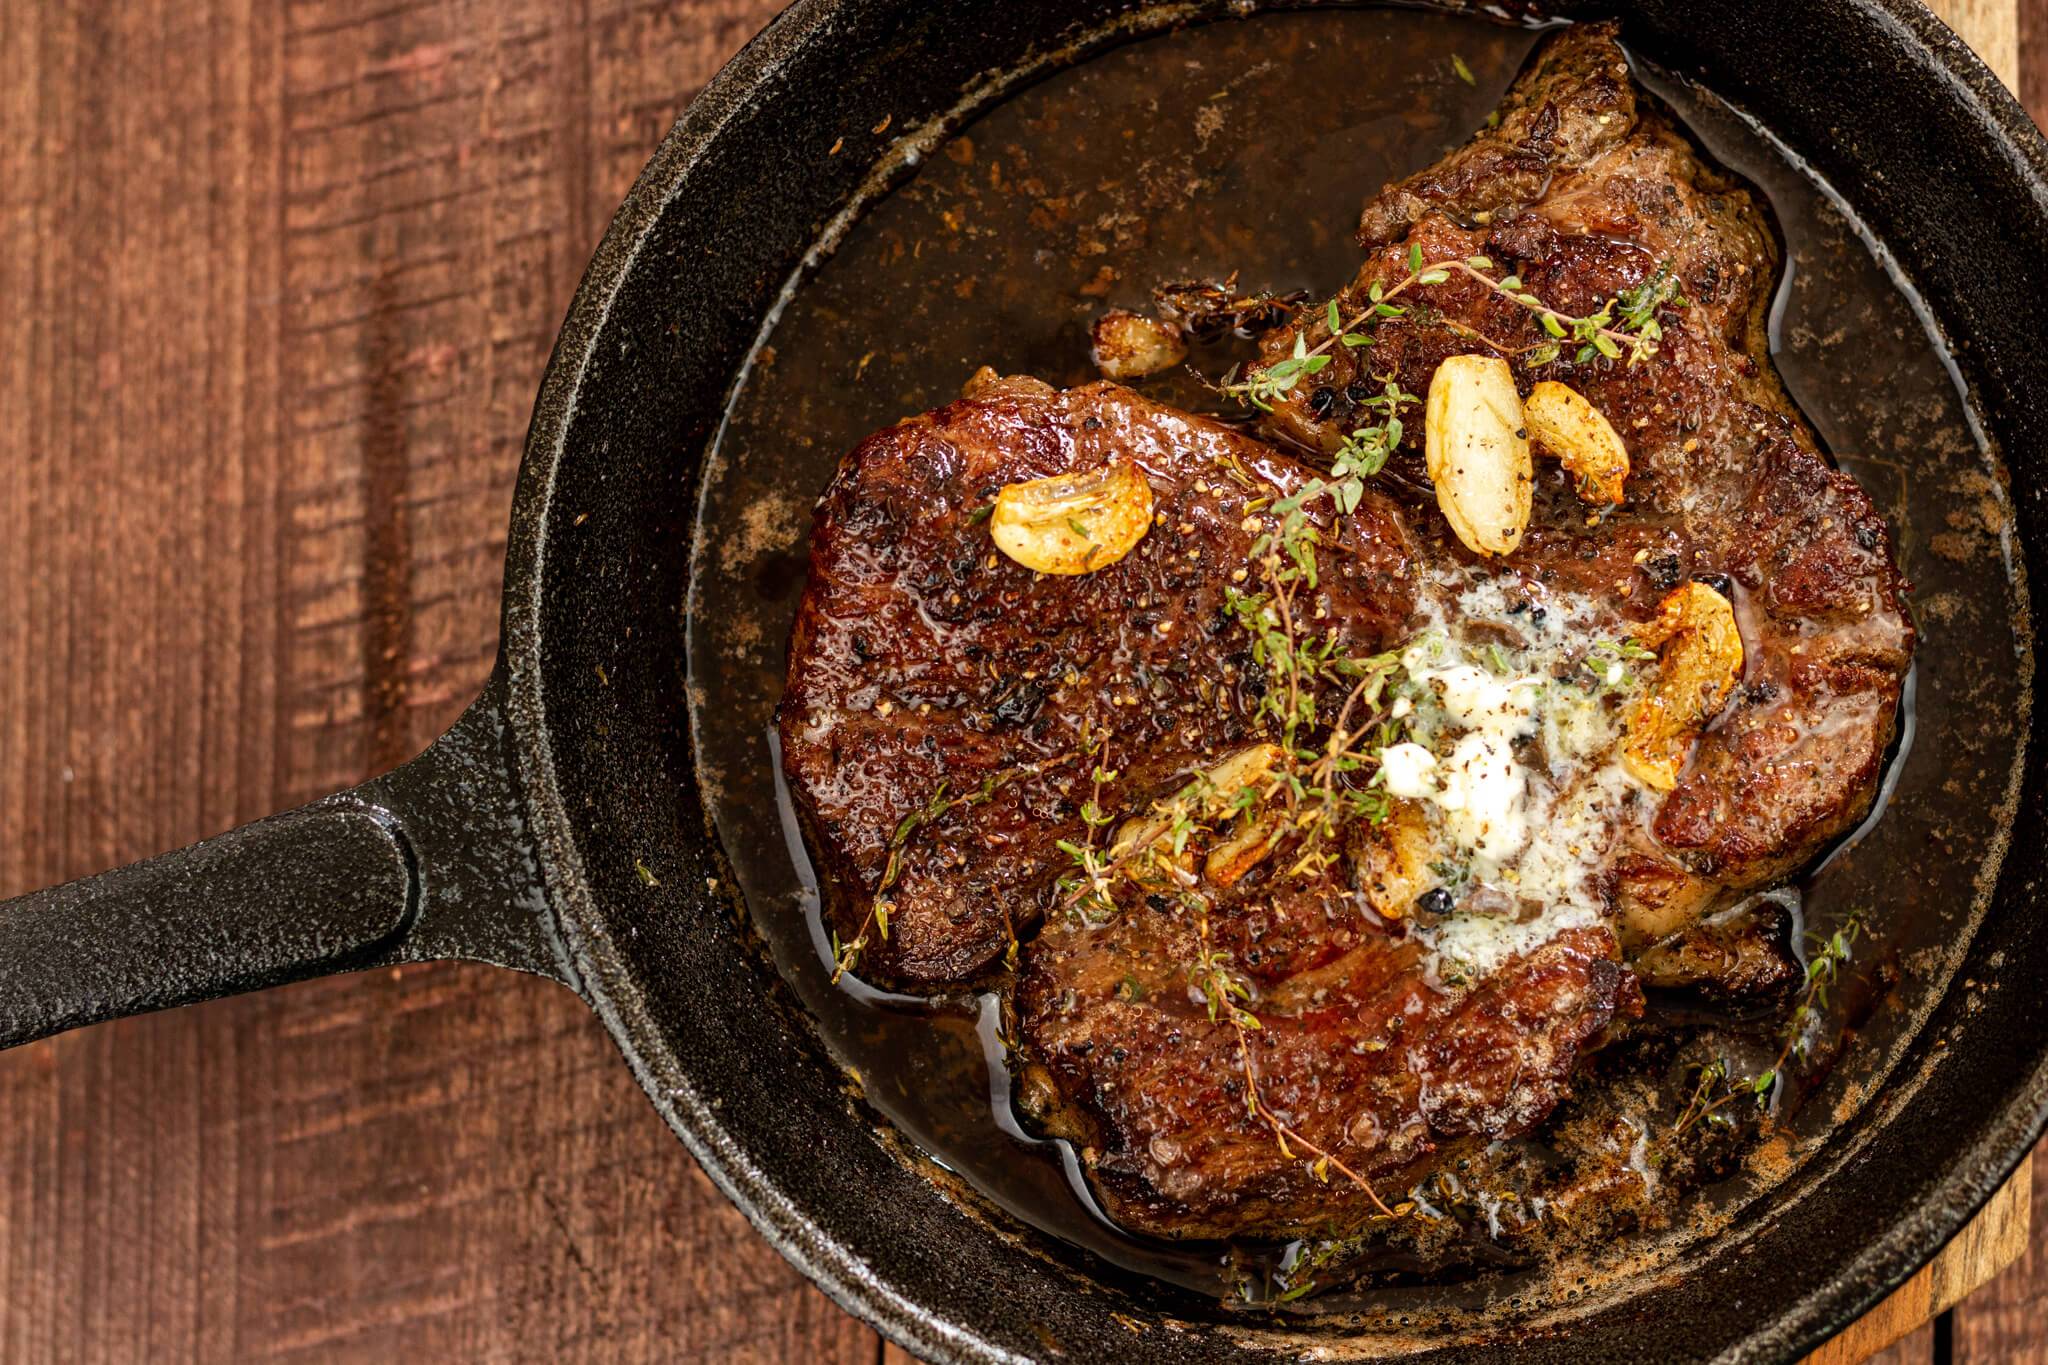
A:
1389;575;1651;980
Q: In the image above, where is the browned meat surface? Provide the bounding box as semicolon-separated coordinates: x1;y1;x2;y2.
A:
777;21;1910;1246
1256;20;1912;951
1354;20;1637;250
779;373;1415;986
1016;916;1637;1239
1631;896;1800;1001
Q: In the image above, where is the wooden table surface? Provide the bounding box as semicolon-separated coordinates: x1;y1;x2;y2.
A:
0;2;2040;1361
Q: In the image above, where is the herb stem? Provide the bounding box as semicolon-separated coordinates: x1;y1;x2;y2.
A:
832;754;1068;983
1226;254;1684;412
1666;913;1864;1142
1312;260;1652;370
1188;901;1397;1217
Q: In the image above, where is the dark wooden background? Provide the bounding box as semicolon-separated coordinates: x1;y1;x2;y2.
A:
0;2;2039;1360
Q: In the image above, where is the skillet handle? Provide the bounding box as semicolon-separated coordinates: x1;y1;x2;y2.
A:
0;681;574;1050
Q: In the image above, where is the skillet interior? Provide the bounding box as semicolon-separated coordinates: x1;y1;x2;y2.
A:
503;2;2046;1360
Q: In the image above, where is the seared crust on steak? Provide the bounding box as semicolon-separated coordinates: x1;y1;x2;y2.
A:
1354;22;1638;251
779;373;1416;986
1016;908;1639;1238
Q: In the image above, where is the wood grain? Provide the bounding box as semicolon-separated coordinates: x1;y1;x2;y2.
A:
1936;0;2021;83
1808;1176;2032;1365
0;0;868;1361
0;2;2040;1362
1880;8;2036;1364
1955;1157;2048;1360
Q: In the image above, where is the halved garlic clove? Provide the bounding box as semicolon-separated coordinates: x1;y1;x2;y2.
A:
1108;743;1285;878
1523;380;1629;506
1624;582;1745;790
990;461;1154;575
1425;355;1532;556
1203;815;1284;888
1113;811;1196;889
1197;742;1285;798
1358;799;1438;920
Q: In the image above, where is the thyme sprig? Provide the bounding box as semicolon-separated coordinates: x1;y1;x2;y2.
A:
1668;1056;1775;1141
1284;666;1405;881
1220;411;1415;875
1582;637;1658;692
1225;250;1686;413
1189;897;1398;1217
1667;911;1866;1140
1043;457;1414;1211
1764;912;1866;1080
1154;273;1307;340
1223;388;1414;748
832;758;1059;983
1054;724;1125;923
1271;1236;1363;1304
1203;467;1422;1202
1040;399;1446;1212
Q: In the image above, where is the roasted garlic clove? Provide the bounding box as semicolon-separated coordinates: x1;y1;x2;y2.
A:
1109;743;1284;879
1203;815;1284;888
1113;811;1196;889
1624;582;1745;790
1198;742;1284;798
1358;799;1438;920
1523;380;1629;506
1090;309;1188;380
1425;355;1532;556
1197;745;1288;884
990;461;1154;575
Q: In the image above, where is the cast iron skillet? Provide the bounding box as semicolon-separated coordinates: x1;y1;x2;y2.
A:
0;2;2040;1360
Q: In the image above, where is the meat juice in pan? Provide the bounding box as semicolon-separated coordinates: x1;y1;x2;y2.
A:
685;9;2025;1313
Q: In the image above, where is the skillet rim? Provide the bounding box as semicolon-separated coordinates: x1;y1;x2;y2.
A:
494;2;2048;1359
